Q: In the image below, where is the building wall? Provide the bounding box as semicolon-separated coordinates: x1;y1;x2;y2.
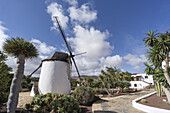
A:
130;74;154;90
38;61;71;95
130;81;150;90
162;60;170;69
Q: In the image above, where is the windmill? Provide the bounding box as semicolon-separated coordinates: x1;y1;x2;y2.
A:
53;16;82;80
30;17;84;96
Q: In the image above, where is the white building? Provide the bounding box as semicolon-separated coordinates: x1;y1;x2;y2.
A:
30;51;71;96
130;74;154;90
162;53;170;69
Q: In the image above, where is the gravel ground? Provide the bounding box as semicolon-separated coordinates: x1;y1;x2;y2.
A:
93;89;155;113
17;92;33;108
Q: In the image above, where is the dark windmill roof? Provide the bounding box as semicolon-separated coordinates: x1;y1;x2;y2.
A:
42;51;70;63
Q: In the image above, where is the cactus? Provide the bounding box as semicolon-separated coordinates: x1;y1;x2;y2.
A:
140;99;147;103
155;81;163;97
24;93;81;113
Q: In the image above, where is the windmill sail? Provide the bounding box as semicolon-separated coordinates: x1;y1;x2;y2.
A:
54;16;81;80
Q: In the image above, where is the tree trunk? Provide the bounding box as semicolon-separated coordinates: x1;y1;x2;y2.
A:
164;52;170;85
7;55;25;113
161;85;170;104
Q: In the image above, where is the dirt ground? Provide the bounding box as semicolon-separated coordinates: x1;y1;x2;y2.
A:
138;93;170;110
17;92;33;108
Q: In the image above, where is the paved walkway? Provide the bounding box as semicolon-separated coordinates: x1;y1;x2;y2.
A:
92;89;155;113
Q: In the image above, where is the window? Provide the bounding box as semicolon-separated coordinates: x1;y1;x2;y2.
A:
145;76;148;79
134;84;137;87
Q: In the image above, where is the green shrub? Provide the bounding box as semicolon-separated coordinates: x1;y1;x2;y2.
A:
73;86;96;105
70;78;80;89
83;77;94;87
93;88;107;94
21;75;33;91
123;87;128;92
91;80;102;88
0;51;12;108
140;99;147;103
24;93;81;113
116;81;131;92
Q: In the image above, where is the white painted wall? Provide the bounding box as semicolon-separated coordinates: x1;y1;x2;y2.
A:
130;81;150;90
130;74;154;90
38;61;71;95
132;91;170;113
162;60;170;69
141;74;154;85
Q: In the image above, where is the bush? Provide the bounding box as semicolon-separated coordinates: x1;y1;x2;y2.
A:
140;99;147;103
93;88;107;94
70;78;80;89
116;81;131;92
21;75;32;91
123;87;128;92
0;51;12;108
83;77;94;87
24;93;81;113
91;80;102;88
73;86;96;105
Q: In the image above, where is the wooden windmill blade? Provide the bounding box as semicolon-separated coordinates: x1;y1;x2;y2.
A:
54;16;81;80
30;63;42;76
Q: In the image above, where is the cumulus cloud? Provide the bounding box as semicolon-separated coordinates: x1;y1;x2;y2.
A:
47;2;69;29
6;38;56;77
0;21;9;49
66;25;115;75
100;55;125;68
123;54;147;71
45;1;146;75
63;0;78;6
25;57;42;77
123;54;146;66
31;39;56;55
6;56;41;77
68;4;97;24
68;25;112;60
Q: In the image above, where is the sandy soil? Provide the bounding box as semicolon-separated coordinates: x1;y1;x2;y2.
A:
17;92;33;108
138;93;170;110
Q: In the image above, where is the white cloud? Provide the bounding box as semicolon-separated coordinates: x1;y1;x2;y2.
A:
133;66;140;71
67;25;115;75
123;54;147;71
68;25;112;60
0;21;9;50
100;55;125;67
31;39;56;55
123;54;146;66
68;4;97;24
47;2;69;29
45;1;147;75
25;57;42;77
6;56;42;77
63;0;78;6
5;38;56;77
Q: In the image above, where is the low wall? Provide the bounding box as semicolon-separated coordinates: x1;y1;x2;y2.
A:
132;91;170;113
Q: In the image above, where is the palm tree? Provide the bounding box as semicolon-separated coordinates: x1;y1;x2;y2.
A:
144;30;170;103
146;47;164;69
144;31;170;85
143;30;158;48
3;37;38;113
156;31;170;85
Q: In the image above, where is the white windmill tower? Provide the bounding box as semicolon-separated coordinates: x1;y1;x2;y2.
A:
30;17;82;96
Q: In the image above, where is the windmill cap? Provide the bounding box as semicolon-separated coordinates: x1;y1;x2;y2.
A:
42;51;70;63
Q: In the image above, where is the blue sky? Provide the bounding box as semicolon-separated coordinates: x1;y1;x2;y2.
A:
0;0;170;76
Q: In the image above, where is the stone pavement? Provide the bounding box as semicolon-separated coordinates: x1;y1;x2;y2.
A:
92;89;155;113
